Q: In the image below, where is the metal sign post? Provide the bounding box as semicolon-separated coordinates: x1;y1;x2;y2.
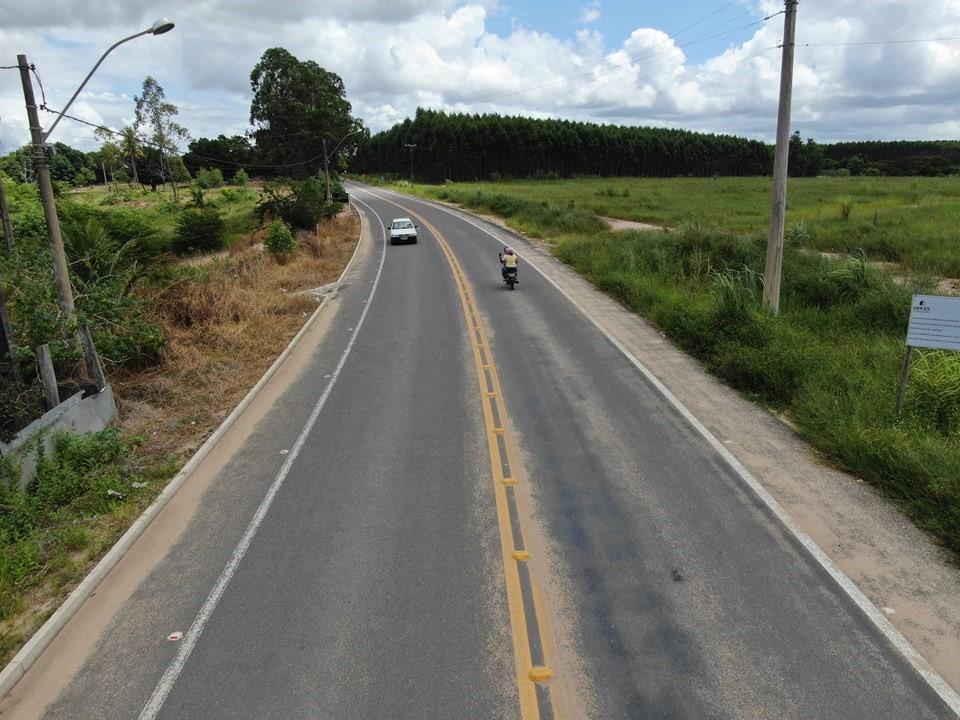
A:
898;294;960;415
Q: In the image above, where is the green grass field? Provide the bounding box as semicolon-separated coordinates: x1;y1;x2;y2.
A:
398;176;960;277
387;175;960;553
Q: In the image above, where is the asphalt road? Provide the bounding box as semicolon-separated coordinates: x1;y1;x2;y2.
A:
28;184;955;719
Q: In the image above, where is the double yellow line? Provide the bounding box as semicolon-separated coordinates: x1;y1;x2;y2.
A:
370;192;559;720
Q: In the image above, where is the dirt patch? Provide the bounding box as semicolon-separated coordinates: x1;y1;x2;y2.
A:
600;216;661;232
936;277;960;295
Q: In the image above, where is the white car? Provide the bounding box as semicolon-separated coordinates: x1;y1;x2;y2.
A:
389;218;418;245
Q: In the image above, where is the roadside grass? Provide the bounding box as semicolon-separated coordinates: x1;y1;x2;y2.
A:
0;207;360;667
397;176;960;276
556;227;960;551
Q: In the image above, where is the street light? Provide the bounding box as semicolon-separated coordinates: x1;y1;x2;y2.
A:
44;18;176;142
323;128;363;204
17;18;175;319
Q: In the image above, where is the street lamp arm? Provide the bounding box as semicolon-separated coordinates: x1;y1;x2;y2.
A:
326;128;363;162
42;29;151;143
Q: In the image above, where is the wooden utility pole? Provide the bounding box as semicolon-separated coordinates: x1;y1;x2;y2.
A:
323;137;332;205
762;0;799;314
405;143;417;181
17;55;76;319
0;172;14;256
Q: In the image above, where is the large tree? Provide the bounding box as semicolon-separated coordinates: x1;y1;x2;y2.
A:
135;76;189;197
249;48;361;178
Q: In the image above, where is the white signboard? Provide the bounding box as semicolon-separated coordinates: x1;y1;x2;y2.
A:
906;294;960;351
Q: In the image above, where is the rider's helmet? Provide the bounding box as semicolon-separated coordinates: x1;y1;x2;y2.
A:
504;247;515;255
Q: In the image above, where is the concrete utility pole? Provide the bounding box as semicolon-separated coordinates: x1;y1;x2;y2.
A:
0;172;14;256
405;143;417;181
18;54;76;319
762;0;798;314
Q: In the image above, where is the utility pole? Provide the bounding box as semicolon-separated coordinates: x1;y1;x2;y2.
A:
18;54;75;319
323;137;332;205
404;143;417;181
762;0;798;314
0;172;14;256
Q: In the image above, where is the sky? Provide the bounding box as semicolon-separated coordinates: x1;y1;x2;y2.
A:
1;0;959;153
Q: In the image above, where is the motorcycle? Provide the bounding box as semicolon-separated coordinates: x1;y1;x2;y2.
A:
502;266;518;290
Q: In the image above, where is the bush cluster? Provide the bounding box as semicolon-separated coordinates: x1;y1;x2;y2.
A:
174;208;225;254
264;220;296;260
194;167;225;189
255;177;340;230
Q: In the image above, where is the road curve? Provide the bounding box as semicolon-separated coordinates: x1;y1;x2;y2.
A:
6;184;954;719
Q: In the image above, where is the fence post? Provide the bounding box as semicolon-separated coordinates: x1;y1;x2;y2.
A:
78;324;106;391
896;345;914;417
36;344;60;409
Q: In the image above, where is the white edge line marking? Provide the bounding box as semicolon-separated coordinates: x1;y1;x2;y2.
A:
364;185;960;716
0;204;367;701
137;198;387;720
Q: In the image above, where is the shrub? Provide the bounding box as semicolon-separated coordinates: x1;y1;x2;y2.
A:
195;167;224;189
786;220;810;245
264;220;296;261
174;208;225;254
908;350;960;434
232;168;249;186
839;196;854;221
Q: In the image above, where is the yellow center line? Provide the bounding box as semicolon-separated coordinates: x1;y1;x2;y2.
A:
369;191;558;720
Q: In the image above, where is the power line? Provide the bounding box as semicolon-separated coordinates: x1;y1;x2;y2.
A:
30;66;48;108
800;37;960;47
671;0;741;37
42;106;337;171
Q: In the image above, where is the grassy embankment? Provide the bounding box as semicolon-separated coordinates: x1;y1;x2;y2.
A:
0;181;359;664
396;176;960;553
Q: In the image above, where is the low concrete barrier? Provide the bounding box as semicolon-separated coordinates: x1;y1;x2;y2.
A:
0;384;117;488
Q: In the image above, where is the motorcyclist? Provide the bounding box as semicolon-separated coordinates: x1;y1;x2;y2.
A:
499;247;518;282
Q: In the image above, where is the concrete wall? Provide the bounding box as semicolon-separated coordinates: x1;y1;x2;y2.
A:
0;384;117;488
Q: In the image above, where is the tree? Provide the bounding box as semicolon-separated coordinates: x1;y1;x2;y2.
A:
249;48;362;178
135;77;189;198
182;135;254;180
119;126;144;187
94;127;122;192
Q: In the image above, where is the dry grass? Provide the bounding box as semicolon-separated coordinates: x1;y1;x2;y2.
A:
114;206;359;466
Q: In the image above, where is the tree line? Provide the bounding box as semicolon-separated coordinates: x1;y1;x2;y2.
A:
353;108;773;181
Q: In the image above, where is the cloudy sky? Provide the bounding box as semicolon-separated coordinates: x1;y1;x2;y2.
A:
1;0;959;153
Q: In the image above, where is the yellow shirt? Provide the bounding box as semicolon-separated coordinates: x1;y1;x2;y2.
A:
503;253;518;268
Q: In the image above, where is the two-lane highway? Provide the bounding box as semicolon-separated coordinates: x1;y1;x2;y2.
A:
6;184;956;719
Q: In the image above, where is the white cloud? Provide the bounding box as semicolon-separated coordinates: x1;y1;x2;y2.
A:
1;0;959;152
579;1;601;25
